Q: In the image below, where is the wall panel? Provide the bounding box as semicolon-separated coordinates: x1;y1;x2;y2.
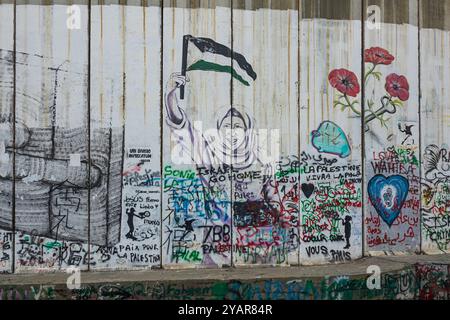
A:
364;0;420;254
162;0;233;268
0;0;15;273
89;0;162;270
14;1;90;272
299;0;363;265
232;0;300;266
420;0;450;254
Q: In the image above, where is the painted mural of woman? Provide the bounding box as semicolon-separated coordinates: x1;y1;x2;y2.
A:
165;72;280;224
165;73;273;171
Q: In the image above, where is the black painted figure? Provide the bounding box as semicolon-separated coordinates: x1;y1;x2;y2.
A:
342;215;352;249
126;208;138;240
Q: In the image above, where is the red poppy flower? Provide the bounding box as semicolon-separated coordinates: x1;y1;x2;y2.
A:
364;47;395;65
328;69;360;97
385;73;409;101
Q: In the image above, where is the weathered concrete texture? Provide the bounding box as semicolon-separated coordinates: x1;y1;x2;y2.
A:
302;0;361;20
0;254;449;300
366;0;416;25
421;0;450;29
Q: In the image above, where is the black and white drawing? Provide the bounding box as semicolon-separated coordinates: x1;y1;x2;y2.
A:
0;49;124;247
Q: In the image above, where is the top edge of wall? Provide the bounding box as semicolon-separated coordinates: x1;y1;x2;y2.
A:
302;0;361;20
420;0;450;30
364;0;419;27
4;0;450;30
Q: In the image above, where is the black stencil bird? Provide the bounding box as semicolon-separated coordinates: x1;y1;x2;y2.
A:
398;123;414;144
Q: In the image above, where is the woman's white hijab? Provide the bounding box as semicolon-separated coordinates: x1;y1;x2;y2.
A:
211;105;259;169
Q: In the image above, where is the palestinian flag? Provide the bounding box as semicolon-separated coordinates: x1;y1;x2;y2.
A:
181;35;257;95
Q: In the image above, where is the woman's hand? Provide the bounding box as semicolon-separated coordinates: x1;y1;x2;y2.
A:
166;72;189;95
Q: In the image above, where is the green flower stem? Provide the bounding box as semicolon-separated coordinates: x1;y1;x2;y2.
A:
334;101;349;109
364;63;377;83
344;94;361;116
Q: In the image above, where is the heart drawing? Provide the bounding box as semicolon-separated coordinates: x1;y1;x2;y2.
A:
301;183;315;198
367;175;409;227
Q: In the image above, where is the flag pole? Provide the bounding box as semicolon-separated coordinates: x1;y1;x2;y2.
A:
180;35;190;100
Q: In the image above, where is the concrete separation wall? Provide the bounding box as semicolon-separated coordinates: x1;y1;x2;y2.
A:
0;0;448;273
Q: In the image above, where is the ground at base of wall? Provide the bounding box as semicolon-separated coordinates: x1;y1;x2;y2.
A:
0;254;449;300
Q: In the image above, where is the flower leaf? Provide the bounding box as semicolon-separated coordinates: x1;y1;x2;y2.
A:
372;71;382;81
366;100;375;111
380;116;391;129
